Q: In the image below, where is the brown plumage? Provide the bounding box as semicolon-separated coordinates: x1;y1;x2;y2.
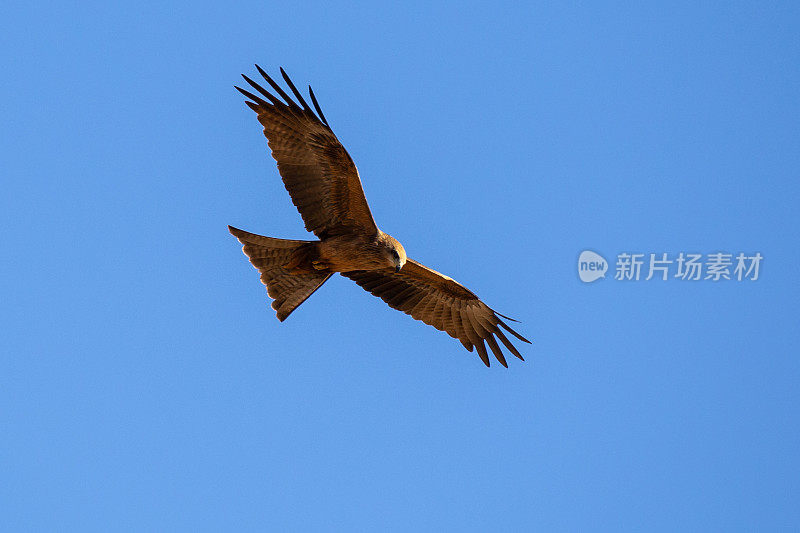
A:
230;66;531;367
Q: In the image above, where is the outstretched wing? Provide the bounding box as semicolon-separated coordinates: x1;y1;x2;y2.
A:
235;66;379;239
342;260;531;367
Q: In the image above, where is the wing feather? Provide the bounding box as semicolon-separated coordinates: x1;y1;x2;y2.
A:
450;305;464;342
342;259;530;367
429;297;446;331
280;67;314;113
485;335;508;368
401;291;428;313
497;318;532;344
465;305;490;338
410;294;436;322
494;329;524;361
474;339;491;367
307;86;329;126
254;64;295;106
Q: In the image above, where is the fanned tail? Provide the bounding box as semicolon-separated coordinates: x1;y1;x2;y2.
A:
228;226;331;321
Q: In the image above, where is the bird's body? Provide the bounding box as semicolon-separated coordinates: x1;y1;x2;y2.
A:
230;66;530;367
314;231;406;273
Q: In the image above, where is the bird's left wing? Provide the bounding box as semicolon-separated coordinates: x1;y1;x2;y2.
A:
235;66;379;239
342;260;530;367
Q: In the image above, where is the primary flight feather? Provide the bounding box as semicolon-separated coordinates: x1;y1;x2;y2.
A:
230;66;530;367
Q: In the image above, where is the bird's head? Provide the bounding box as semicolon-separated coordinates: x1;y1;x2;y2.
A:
379;233;407;272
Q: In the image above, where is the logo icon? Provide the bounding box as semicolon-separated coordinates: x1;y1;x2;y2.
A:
578;250;607;283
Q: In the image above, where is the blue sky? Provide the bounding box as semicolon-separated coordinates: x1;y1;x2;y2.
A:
3;1;799;530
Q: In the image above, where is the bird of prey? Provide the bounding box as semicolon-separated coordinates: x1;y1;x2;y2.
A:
230;66;530;367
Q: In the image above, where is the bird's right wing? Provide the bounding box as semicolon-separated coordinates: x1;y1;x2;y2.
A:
235;66;379;240
343;260;530;367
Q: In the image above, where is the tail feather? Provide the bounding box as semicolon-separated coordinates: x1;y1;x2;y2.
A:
229;226;330;321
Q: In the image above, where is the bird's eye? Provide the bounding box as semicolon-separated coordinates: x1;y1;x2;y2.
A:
391;250;399;259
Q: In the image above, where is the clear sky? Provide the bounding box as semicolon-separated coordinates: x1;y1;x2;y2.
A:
3;1;799;530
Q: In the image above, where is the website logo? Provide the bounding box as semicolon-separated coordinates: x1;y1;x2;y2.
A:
578;250;608;283
577;251;763;282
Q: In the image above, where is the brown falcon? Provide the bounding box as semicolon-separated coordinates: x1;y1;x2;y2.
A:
230;66;531;367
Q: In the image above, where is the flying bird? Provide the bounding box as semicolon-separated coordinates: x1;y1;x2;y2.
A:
230;66;530;367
